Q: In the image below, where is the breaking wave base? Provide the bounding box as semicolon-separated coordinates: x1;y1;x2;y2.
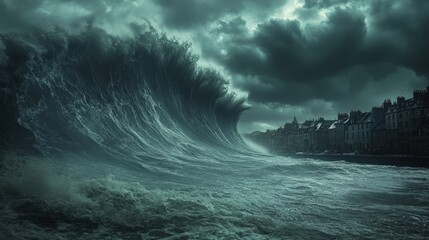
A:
0;28;428;239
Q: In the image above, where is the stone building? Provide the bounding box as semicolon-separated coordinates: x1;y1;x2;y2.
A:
328;113;349;153
345;112;371;153
345;111;364;152
282;117;299;152
381;88;429;154
311;118;336;153
247;85;429;156
294;120;315;152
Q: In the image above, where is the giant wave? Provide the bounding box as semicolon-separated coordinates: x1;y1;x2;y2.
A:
0;27;248;163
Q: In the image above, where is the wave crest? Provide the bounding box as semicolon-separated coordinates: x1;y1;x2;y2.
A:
0;27;248;162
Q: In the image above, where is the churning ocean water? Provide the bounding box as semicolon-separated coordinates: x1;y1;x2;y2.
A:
0;28;428;239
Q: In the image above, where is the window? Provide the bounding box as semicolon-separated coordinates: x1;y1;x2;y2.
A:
399;113;402;119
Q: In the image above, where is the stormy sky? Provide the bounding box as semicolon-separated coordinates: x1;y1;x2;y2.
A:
1;0;428;133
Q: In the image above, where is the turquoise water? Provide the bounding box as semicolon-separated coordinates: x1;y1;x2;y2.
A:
1;153;427;239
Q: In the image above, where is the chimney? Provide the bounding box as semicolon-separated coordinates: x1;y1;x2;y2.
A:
349;110;362;123
372;107;385;122
337;113;348;120
383;99;392;109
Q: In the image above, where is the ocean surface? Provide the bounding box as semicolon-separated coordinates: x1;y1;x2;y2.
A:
0;27;428;239
1;152;428;239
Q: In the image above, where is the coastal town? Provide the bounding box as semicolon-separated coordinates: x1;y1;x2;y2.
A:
246;86;429;156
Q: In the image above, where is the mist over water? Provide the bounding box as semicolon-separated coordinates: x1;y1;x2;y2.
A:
0;28;428;239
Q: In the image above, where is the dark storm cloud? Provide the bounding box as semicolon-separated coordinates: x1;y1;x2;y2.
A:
365;0;429;76
202;0;429;108
214;8;367;104
234;8;365;81
153;0;289;29
0;0;153;34
0;0;85;31
154;0;241;29
0;0;46;31
215;17;248;36
303;0;349;9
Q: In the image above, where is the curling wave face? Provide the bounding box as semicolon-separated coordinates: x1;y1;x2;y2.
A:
1;27;248;170
0;28;264;238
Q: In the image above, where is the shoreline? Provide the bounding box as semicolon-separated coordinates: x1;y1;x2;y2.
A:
285;152;429;168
